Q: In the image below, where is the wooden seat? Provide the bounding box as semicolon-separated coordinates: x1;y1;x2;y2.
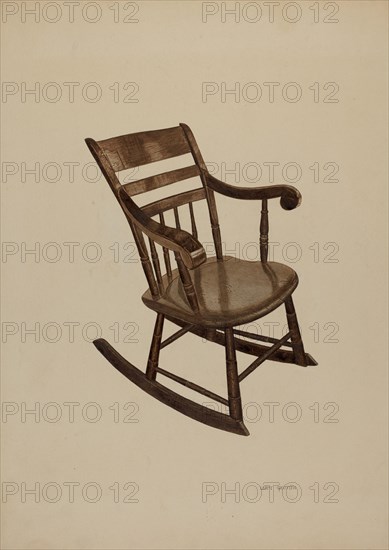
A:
143;256;298;328
86;123;317;436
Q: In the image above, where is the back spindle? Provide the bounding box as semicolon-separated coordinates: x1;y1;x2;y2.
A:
148;237;163;288
260;199;269;262
173;207;181;229
188;202;198;239
159;212;173;280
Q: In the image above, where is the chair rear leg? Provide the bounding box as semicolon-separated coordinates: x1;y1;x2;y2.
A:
225;327;243;421
284;296;307;367
146;313;165;381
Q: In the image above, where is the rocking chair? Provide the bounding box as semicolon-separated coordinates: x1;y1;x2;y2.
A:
85;124;317;436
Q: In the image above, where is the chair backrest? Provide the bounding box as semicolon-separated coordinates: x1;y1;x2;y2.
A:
85;123;223;303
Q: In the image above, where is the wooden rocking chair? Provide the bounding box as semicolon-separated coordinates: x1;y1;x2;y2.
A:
85;124;317;436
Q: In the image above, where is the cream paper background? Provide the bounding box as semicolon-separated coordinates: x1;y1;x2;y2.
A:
1;1;388;548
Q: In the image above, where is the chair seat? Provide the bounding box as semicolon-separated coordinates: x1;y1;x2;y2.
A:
142;256;298;328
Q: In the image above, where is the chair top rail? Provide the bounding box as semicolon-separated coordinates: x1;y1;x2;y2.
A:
97;126;191;171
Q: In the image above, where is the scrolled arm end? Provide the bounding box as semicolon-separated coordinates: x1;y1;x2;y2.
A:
205;172;302;211
280;187;302;210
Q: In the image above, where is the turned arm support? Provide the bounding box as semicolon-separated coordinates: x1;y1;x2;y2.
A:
204;172;302;210
204;172;302;262
118;187;206;270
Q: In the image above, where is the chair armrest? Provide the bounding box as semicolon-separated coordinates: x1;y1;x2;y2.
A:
118;187;206;269
204;172;302;210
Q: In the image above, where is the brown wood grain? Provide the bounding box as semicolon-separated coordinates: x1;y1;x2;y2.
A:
122;165;200;197
98;126;191;171
86;123;317;436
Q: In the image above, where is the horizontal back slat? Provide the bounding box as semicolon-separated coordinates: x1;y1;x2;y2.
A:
142;188;206;218
122;165;200;197
87;123;225;301
98;126;191;171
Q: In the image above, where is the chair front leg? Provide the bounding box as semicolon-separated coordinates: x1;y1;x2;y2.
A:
146;313;165;380
225;327;243;421
284;296;307;367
